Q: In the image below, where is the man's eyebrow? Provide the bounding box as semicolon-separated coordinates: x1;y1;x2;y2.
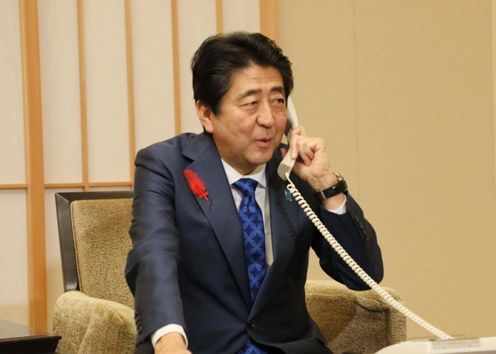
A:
237;86;285;99
237;89;261;99
271;86;285;94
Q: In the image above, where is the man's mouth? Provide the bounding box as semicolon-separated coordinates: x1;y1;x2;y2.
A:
255;137;272;146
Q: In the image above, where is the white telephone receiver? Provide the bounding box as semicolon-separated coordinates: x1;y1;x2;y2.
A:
277;97;299;180
278;97;454;344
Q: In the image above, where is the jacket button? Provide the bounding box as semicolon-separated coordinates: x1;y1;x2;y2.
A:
248;320;256;329
354;216;364;230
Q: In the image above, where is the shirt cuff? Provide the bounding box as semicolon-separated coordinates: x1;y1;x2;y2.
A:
151;324;188;349
326;195;347;215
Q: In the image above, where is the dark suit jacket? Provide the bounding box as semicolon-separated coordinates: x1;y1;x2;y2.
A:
125;133;383;354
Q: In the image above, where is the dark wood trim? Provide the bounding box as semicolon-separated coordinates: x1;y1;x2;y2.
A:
0;320;60;353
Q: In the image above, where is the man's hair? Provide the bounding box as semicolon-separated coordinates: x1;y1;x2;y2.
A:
191;31;293;115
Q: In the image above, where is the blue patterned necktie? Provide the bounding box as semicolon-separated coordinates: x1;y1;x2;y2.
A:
233;178;267;354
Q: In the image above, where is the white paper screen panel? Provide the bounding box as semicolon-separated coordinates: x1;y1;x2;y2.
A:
84;0;130;183
177;0;216;134
223;0;260;33
39;0;83;184
0;191;28;325
0;0;26;184
132;0;176;151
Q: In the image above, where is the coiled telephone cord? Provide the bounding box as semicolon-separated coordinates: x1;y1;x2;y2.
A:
286;175;452;340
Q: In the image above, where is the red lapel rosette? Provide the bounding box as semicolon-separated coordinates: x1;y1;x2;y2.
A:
183;168;209;201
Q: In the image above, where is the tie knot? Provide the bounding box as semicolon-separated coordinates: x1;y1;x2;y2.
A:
233;178;258;197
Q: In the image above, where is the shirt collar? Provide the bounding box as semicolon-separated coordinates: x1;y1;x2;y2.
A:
221;160;267;189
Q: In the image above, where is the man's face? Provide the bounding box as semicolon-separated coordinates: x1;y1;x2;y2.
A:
198;64;287;175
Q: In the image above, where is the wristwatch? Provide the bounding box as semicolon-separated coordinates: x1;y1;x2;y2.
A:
315;172;348;201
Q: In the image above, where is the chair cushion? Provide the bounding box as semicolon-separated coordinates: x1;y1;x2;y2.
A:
305;280;406;354
53;291;136;354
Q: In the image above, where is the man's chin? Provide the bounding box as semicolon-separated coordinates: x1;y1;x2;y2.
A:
249;154;274;167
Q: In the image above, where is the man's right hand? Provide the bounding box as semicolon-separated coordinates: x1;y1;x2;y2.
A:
155;332;191;354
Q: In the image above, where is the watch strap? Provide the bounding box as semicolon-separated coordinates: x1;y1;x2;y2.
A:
315;173;348;201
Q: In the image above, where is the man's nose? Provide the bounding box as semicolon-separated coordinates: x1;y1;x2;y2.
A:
257;101;276;127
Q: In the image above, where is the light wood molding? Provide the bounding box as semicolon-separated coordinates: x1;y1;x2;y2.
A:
1;182;133;190
493;0;496;185
216;0;223;34
19;0;47;331
124;0;136;186
259;0;278;43
44;183;84;189
0;184;27;190
88;181;132;188
171;0;181;135
76;0;89;191
45;181;132;189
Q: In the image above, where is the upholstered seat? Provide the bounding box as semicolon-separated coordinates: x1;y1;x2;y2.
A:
53;191;406;354
305;281;406;353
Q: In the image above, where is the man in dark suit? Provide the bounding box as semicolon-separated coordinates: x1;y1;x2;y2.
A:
125;32;383;354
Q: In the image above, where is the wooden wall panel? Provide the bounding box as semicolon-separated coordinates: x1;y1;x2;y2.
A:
0;0;25;184
279;0;496;339
278;0;359;302
278;0;358;187
39;0;82;184
355;0;495;338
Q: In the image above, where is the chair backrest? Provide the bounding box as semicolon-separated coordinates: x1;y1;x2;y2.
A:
55;191;134;308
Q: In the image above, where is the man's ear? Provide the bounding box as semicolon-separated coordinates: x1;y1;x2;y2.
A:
195;101;215;133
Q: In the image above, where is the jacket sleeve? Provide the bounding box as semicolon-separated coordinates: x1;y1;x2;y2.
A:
125;145;186;344
311;193;384;290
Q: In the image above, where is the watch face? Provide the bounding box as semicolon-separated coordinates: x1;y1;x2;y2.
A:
333;172;344;182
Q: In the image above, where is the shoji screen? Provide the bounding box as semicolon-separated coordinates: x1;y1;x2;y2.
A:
0;0;276;331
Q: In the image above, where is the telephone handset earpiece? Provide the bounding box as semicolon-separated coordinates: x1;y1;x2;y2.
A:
277;97;299;180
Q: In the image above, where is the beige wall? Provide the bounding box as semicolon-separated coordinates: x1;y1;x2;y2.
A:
279;0;496;339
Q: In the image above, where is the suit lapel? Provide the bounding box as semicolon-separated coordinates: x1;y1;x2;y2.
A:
250;159;300;317
182;134;251;308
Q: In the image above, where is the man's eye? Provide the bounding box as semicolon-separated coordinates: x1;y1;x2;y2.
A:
243;101;258;108
272;98;286;106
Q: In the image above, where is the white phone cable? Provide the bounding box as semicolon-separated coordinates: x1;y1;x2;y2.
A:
285;173;453;340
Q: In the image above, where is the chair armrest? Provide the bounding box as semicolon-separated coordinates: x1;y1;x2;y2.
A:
305;280;406;354
53;291;136;354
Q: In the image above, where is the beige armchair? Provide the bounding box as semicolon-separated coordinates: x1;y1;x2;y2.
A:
53;191;406;354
